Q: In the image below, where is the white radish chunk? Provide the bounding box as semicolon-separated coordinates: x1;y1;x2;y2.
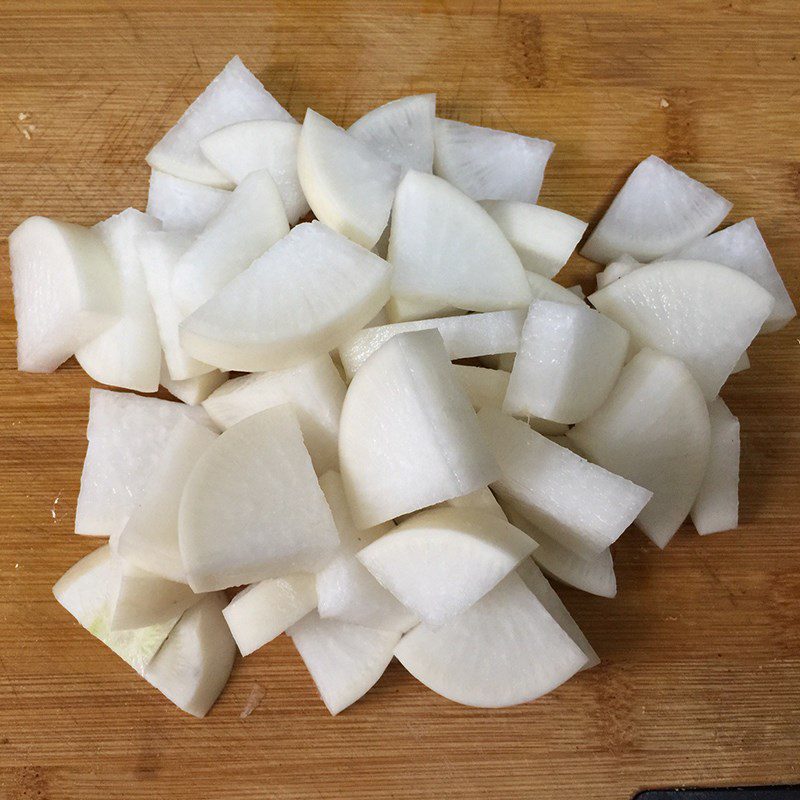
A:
297;109;401;248
452;364;509;411
339;330;499;528
146;170;230;233
525;271;585;306
159;361;228;406
10;216;120;373
595;254;642;290
179;405;339;592
732;351;750;374
445;487;506;520
580;156;732;263
179;221;391;372
568;284;585;299
386;295;458;323
568;349;711;548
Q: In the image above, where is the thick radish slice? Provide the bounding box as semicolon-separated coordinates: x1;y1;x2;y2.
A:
146;170;230;233
445;487;506;520
568;349;711;548
179;221;391;372
580;156;732;263
297;109;401;248
339;330;499;528
433;118;554;203
395;572;586;708
10;216;120;373
525;271;585;306
159;361;228;406
595;254;641;290
452;364;510;412
732;351;750;374
386;295;458;323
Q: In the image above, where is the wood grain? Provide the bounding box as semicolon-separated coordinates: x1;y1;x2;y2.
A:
1;2;799;798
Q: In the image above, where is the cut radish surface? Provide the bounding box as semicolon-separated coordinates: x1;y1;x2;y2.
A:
445;487;506;520
146;170;230;232
179;405;339;591
395;572;586;708
589;260;774;400
433;118;554;203
10;216;120;373
580;156;732;263
452;364;510;411
386;295;458;323
525;270;585;307
568;349;711;548
595;254;642;290
297;109;400;249
339;330;499;528
147;55;294;188
389;171;531;312
180;221;391;372
732;352;750;374
159;361;228;406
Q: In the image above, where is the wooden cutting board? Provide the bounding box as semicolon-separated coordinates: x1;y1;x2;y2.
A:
1;2;798;798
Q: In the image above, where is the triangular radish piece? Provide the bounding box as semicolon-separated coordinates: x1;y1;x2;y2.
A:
589;260;774;400
180;221;391;372
580;156;732;263
452;364;509;412
445;487;506;520
159;361;228;406
146;170;230;233
568;349;711;548
433;118;554;202
297;109;401;248
525;270;585;306
595;254;642;290
386;295;458;323
339;330;499;528
732;351;750;374
568;284;585;300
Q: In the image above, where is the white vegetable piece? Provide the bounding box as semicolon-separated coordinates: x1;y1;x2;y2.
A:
395;573;586;708
297;109;401;249
180;221;391;372
144;592;236;718
433;118;554;203
386;295;458;323
445;487;506;520
146;55;294;188
179;405;340;592
452;364;510;411
580;156;732;263
146;170;230;233
200;119;310;223
595;254;642;290
222;574;317;656
589;260;775;400
348;94;436;173
732;351;750;374
389;171;532;312
480;201;588;278
691;398;740;535
503;300;630;424
9;216;120;373
288;611;400;716
525;271;585;306
479;407;652;558
339;330;499;528
75;209;162;392
202;355;346;474
159;361;228;406
568;349;711;548
357;507;536;626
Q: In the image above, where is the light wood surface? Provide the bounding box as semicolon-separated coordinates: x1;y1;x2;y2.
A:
1;2;799;798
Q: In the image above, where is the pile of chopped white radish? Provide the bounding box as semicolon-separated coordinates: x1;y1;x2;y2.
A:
10;56;796;718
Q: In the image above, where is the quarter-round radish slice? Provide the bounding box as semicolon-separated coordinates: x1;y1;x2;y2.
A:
199;120;309;224
589;260;775;400
348;94;436;173
480;201;588;278
525;270;585;307
568;349;711;548
339;330;499;528
146;170;230;233
395;572;586;708
146;55;294;189
10;216;120;373
479;407;652;558
433;118;554;203
690;397;740;535
180;221;391;372
222;574;317;656
386;295;459;323
389;171;532;312
503;300;630;424
357;507;536;626
288;611;400;716
580;156;732;263
297;109;401;249
595;254;642;290
179;405;339;592
159;361;228;406
144;592;236;718
452;364;510;412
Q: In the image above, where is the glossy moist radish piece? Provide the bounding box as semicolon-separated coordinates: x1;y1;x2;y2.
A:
339;330;499;528
589;260;775;400
525;270;585;306
386;295;458;323
146;170;230;232
452;364;510;412
10;216;120;373
159;362;228;406
389;171;532;312
147;55;294;188
395;572;586;708
297;109;401;249
445;487;506;520
433;118;554;203
580;156;732;263
479;407;652;558
179;405;339;592
691;397;740;535
180;221;391;372
595;254;642;290
503;300;630;424
568;349;711;548
222;574;318;656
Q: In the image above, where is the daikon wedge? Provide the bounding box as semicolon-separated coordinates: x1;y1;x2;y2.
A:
525;271;585;306
146;170;230;232
595;254;642;290
445;487;506;520
452;364;509;411
159;362;228;406
386;295;458;323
